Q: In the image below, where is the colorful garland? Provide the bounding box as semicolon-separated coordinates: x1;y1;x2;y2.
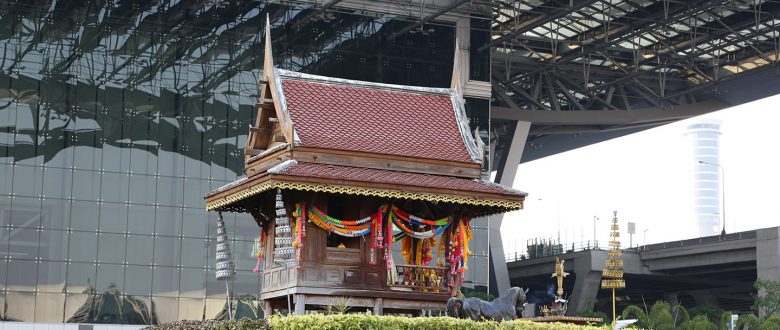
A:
446;217;472;288
306;204;373;237
252;228;266;273
282;201;473;287
391;206;450;226
292;203;307;266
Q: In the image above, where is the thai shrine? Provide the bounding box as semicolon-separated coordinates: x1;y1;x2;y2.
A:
203;20;526;315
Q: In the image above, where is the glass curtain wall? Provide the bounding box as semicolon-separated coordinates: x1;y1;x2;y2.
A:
0;0;487;324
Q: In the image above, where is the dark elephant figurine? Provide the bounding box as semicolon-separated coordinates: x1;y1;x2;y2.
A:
447;287;528;321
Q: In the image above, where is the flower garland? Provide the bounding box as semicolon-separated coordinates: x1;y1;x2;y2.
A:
292;203;307;266
391;206;450;226
447;217;472;287
252;228;265;273
307;204;372;237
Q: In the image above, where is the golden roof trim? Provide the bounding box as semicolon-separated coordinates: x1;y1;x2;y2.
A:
205;180;523;211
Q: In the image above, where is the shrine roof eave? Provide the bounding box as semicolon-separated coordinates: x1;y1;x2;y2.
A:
203;162;525;216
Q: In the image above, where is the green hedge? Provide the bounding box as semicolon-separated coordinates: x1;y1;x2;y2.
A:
146;314;608;330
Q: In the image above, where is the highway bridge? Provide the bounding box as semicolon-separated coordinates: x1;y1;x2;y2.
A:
506;227;780;315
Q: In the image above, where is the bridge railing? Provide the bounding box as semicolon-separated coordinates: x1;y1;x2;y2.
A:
506;230;758;261
505;240;605;262
624;230;757;253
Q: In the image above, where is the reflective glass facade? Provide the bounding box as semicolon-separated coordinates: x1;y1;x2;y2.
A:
0;1;491;324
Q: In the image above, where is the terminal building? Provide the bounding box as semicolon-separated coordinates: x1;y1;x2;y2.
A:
0;1;494;324
3;0;780;325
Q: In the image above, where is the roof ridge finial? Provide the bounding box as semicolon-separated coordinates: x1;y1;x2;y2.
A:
450;37;464;99
263;14;274;79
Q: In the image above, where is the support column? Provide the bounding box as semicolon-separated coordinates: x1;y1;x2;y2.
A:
294;294;306;315
664;291;680;307
263;300;273;319
373;298;383;316
489;121;532;295
756;227;780;319
568;250;607;315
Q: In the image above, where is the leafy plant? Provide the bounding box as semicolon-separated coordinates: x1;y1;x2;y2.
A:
754;279;780;320
621;300;675;330
689;304;724;325
324;296;354;315
575;301;608;326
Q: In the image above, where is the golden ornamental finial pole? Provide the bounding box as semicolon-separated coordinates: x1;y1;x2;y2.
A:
601;210;626;328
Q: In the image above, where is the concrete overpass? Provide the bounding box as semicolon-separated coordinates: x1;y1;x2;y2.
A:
506;227;780;315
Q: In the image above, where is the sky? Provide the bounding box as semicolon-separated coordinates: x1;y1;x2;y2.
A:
500;93;780;256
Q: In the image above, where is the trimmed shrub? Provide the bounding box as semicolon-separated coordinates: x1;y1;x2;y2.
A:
144;319;270;330
149;314;610;330
269;314;608;330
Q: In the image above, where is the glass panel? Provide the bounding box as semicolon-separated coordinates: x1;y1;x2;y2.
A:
40;198;71;230
70;200;100;231
37;260;67;293
9;196;42;228
125;265;153;296
179;268;206;298
66;262;97;294
98;232;127;264
8;227;39;259
99;202;128;233
179;297;205;321
68;231;99;263
153;296;179;324
182;208;209;238
153;266;180;297
180;237;208;268
38;230;68;261
127;205;156;235
126;234;155;266
154;236;181;267
155;205;183;237
34;292;66;323
95;263;125;294
6;259;38;291
232;270;260;297
99;171;130;204
156;176;183;207
64;293;91;323
11;165;43;197
71;169;101;201
5;291;36;321
0;163;13;195
42;167;73;199
129;174;157;206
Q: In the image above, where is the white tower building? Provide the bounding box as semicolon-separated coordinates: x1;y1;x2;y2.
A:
686;118;722;237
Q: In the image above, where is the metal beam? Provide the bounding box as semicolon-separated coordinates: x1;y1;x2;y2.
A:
388;0;472;39
490;99;730;124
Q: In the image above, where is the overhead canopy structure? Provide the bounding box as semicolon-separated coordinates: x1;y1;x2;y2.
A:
487;0;780;162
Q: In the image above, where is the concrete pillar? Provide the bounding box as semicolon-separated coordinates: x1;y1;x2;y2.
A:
568;250;607;315
689;290;718;306
664;291;680;307
489;121;532;296
263;300;273;319
756;227;780;318
294;294;306;315
373;298;383;316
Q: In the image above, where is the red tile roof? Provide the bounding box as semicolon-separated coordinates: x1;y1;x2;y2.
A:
278;162;524;198
281;78;475;163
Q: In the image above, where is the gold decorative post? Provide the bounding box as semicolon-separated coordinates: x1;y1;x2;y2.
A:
551;257;569;297
601;211;625;328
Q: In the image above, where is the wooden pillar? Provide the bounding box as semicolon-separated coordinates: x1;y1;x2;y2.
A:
263;300;272;319
294;294;306;315
373;298;383;316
